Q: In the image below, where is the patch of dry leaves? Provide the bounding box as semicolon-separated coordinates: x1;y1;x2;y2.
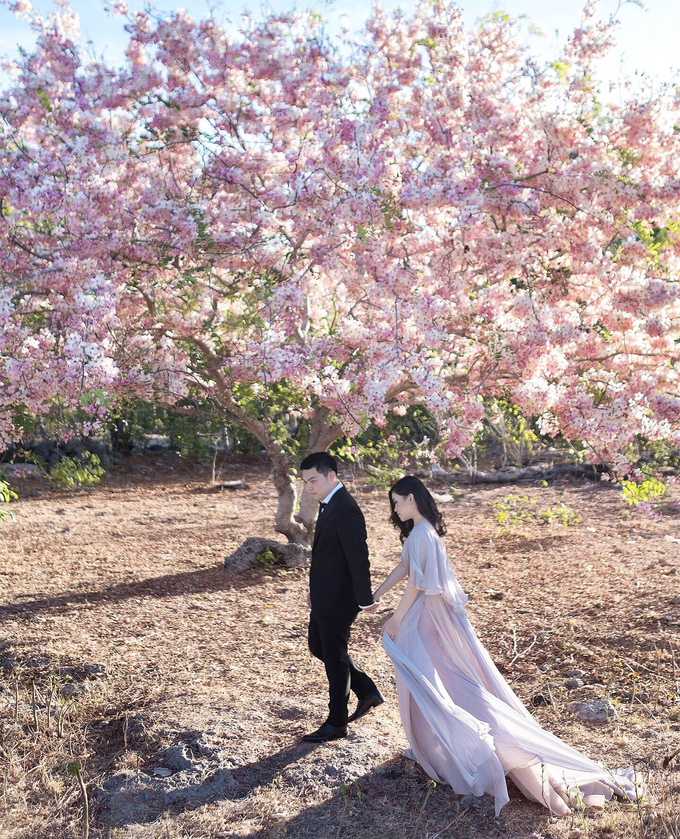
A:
1;453;679;839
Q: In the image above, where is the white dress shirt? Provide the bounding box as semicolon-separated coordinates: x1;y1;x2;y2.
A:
320;480;344;506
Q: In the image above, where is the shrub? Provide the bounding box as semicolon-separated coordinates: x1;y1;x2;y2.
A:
0;479;18;523
50;452;105;489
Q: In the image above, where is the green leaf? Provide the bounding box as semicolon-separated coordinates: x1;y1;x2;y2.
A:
35;87;53;112
549;60;569;81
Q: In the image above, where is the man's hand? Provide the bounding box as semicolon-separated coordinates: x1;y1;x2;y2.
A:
360;601;380;614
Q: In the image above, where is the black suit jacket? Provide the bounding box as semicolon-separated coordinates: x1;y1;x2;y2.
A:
309;485;373;615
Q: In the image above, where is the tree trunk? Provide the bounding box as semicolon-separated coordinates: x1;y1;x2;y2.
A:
211;386;341;544
268;446;308;543
295;405;344;539
150;332;338;545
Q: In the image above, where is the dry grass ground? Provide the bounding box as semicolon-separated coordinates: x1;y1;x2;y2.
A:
1;453;679;839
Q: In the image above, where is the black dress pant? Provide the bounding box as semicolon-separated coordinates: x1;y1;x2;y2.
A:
308;610;377;727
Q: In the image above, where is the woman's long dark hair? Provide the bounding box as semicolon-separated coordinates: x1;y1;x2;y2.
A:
389;475;447;544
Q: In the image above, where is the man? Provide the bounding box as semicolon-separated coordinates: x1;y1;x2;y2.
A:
300;451;385;742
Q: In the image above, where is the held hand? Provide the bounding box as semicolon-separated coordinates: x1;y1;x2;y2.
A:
361;599;380;614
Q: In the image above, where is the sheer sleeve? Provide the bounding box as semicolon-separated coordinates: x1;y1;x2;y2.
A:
406;526;469;611
407;527;448;595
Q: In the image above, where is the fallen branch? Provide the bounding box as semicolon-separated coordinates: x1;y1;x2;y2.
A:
432;462;606;485
509;632;538;666
362;464;429;479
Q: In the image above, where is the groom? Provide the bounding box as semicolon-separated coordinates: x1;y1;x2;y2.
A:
300;452;384;742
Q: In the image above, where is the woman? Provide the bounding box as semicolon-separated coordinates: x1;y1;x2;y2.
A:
372;475;640;817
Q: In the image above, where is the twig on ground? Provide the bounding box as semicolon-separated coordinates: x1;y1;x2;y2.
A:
429;806;469;838
509;634;538;666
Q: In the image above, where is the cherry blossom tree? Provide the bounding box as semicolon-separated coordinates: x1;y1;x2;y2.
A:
2;0;679;543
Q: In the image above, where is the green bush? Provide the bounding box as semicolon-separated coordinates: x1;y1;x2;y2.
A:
493;494;536;527
540;503;581;526
494;494;580;528
621;477;666;506
50;452;105;489
0;479;17;523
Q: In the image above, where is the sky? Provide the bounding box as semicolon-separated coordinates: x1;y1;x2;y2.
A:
0;0;677;92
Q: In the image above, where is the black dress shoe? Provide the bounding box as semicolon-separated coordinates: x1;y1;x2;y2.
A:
347;690;385;723
301;722;348;742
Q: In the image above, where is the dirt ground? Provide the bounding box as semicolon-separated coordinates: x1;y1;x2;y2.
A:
1;452;679;839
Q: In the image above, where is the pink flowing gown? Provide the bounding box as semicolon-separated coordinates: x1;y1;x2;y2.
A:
381;522;641;816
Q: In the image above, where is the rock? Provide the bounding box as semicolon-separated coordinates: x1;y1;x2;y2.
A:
538;663;551;672
1;438;114;469
565;678;584;690
83;663;107;678
216;480;246;491
160;745;202;772
488;591;505;600
531;694;552;707
431;492;455;503
189;734;221;761
63;439;110;462
568;699;617;721
224;537;311;572
152;767;172;777
0;463;44;478
642;729;656;739
154;733;225;775
672;596;680;605
565;669;586;678
144;436;172;452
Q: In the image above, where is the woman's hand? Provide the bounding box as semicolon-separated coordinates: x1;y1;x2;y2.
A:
384;615;400;640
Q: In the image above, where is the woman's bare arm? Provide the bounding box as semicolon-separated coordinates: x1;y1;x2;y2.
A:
373;557;408;602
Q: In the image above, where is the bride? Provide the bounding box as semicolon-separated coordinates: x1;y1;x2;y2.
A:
371;475;641;816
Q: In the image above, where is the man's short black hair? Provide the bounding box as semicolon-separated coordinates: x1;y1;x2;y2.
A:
300;451;338;476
